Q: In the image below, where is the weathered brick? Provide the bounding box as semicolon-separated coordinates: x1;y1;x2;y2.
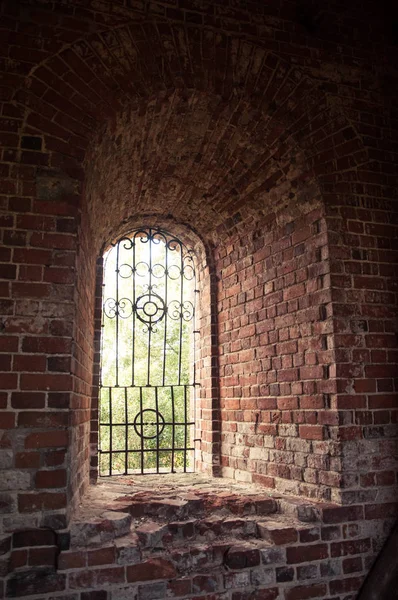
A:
224;544;260;569
6;569;66;597
127;558;176;583
285;584;328;599
286;544;329;564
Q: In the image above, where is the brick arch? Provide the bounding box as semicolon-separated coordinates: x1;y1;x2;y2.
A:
89;216;220;481
103;214;212;262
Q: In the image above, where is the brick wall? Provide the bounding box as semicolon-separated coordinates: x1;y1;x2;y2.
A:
0;155;80;532
326;200;398;508
216;199;337;501
0;0;397;598
69;208;97;515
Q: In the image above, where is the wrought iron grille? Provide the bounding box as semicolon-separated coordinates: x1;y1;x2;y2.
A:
99;228;197;476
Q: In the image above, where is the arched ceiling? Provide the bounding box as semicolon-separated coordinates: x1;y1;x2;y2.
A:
3;1;368;249
84;88;318;249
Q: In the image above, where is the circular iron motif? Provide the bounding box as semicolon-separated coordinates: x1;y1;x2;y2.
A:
133;409;165;439
135;293;166;325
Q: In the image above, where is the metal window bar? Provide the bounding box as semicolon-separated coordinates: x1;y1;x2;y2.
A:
99;228;197;476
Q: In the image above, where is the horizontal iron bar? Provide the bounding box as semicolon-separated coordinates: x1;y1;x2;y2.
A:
99;447;195;454
100;384;196;389
100;470;195;477
99;421;194;427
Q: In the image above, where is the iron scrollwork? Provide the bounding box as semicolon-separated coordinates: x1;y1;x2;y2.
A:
103;297;133;319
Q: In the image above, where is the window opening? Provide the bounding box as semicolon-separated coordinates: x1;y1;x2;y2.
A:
99;228;197;476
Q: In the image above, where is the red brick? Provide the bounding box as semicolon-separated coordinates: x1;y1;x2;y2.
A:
0;336;18;351
322;505;364;524
35;469;67;488
369;395;397;409
13;529;56;547
58;551;86;570
43;267;75;284
13;248;52;264
68;570;95;590
13;355;46;372
286;544;329;564
0;392;7;409
299;425;324;440
17;215;55;231
224;545;260;569
252;474;275;488
95;567;125;585
365;503;398;520
3;230;26;247
12;282;51;298
0;374;17;388
15;451;41;468
329;576;365;594
22;336;72;354
18;412;69;430
343;556;363;573
331;538;371;557
25;430;69;448
18;492;67;512
30;232;76;250
257;523;298;545
81;592;108;600
20;374;72;391
44;450;66;467
11;392;45;408
87;547;116;566
29;546;57;567
9;549;28;570
232;591;278;600
285;584;328;600
0;412;15;428
127;558;177;582
299;528;320;543
0;264;16;279
338;426;363;440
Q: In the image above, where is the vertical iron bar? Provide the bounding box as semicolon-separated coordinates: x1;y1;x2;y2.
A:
99;271;105;476
109;387;113;476
183;384;187;473
178;243;183;385
132;237;136;386
162;238;168;386
98;394;102;476
147;231;152;386
139;386;144;474
100;286;105;390
193;270;198;470
124;387;128;475
115;241;120;387
171;385;175;473
155;386;159;474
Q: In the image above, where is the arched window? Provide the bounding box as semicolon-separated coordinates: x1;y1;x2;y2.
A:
98;228;197;476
